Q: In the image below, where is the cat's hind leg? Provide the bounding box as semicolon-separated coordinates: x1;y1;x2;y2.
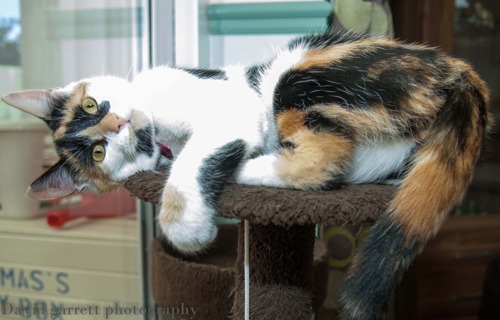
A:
237;108;354;190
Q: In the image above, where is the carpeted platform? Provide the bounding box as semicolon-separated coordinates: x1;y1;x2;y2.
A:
125;168;395;319
124;168;395;225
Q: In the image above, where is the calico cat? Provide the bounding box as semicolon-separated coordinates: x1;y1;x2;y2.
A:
3;32;492;320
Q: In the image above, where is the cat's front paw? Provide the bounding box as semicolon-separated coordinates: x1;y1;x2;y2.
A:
235;155;286;188
158;184;217;253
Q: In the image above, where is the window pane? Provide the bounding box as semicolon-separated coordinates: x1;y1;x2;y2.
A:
0;1;151;319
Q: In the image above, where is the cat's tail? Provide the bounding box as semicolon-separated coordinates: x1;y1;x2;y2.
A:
340;61;492;320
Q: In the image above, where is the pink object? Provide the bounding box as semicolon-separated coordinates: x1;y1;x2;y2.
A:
156;141;173;160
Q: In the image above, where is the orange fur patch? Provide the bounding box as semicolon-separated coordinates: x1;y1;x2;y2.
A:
53;82;87;140
294;38;395;71
401;88;445;118
390;142;475;242
159;184;186;225
275;109;353;189
276;109;307;138
53;127;66;140
311;104;397;139
81;112;124;137
98;113;120;134
391;59;491;242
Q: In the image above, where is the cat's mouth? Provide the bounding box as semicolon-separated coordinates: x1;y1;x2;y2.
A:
156;141;173;160
127;110;173;160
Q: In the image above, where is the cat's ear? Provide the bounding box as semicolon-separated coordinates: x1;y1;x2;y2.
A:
28;160;85;200
1;89;56;119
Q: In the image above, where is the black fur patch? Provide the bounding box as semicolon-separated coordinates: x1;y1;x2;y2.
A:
181;68;228;80
273;46;443;114
400;117;434;139
45;94;70;131
246;62;270;94
66;100;111;136
197;140;246;208
341;218;420;320
30;159;82;196
279;140;296;149
55;137;103;167
304;110;355;140
435;83;487;153
135;126;155;157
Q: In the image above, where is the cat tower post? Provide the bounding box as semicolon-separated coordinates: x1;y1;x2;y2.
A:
125;170;395;319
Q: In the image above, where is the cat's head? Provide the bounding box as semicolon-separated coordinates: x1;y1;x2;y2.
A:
2;76;166;200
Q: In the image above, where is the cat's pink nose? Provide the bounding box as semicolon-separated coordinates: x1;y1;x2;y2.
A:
115;115;129;133
100;113;129;134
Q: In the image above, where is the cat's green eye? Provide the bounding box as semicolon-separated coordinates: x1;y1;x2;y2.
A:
92;144;106;162
82;97;98;115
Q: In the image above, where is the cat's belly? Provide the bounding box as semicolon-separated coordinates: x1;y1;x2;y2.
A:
344;139;416;184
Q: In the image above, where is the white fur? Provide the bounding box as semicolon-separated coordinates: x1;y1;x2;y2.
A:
344;140;415;184
159;141;220;253
50;67;272;252
127;67;270;252
235;154;287;187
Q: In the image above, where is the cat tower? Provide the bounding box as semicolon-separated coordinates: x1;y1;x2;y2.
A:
125;168;395;319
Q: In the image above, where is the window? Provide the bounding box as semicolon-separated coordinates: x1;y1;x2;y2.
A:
0;1;163;319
